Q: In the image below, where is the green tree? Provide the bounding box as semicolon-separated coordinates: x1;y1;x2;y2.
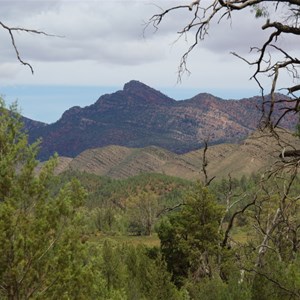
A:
100;240;125;293
123;244;182;300
127;191;160;236
157;182;224;287
97;240;183;300
0;101;95;299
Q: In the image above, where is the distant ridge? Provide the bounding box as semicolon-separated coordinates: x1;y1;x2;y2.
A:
27;80;297;160
53;128;300;180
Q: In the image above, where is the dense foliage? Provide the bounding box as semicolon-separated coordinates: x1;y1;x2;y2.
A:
2;101;300;299
56;171;193;236
0;102;92;299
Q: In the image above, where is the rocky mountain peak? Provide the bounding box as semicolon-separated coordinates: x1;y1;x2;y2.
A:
27;81;298;161
122;80;174;105
123;80;149;92
61;106;81;119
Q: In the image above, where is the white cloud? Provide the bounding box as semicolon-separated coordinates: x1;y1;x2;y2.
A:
0;63;21;79
0;1;170;65
0;0;298;123
0;0;296;92
0;0;60;21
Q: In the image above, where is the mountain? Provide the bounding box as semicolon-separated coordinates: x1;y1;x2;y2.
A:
27;80;298;160
22;116;47;131
52;128;300;180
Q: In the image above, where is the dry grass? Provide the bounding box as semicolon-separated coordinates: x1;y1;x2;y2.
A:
54;128;300;181
87;231;160;248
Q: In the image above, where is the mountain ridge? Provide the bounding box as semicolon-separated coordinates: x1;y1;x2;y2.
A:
52;128;300;180
26;80;297;160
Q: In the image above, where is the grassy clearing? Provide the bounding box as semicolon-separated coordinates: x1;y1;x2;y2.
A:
88;232;160;247
231;225;256;244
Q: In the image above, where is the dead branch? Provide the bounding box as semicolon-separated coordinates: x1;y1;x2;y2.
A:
256;207;281;267
280;149;300;158
221;196;257;248
0;21;60;74
147;0;300;126
244;267;300;298
156;203;184;217
201;138;215;186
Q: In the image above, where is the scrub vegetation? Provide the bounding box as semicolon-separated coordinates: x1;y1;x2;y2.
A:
2;101;300;299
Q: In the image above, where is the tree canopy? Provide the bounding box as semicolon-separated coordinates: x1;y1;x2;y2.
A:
0;102;93;299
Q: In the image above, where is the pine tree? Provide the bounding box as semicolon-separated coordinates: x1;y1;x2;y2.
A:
0;101;95;299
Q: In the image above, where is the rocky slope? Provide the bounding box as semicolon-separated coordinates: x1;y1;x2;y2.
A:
22;116;47;131
28;80;298;160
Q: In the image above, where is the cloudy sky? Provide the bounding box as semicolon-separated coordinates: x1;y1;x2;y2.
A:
0;0;294;123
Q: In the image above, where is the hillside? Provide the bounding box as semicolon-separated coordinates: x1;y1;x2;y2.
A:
27;80;298;160
22;116;47;131
53;128;300;180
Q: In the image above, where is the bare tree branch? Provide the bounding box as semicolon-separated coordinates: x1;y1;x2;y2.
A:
201;138;215;186
221;196;257;248
0;21;61;74
147;0;300;126
156;203;185;218
244;267;300;298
